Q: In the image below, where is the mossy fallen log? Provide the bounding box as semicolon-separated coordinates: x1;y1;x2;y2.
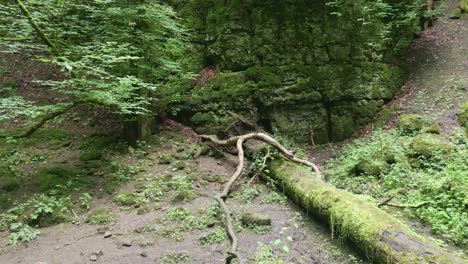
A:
268;158;465;264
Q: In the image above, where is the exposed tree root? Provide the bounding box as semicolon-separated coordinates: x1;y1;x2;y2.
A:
63;232;97;247
201;132;321;263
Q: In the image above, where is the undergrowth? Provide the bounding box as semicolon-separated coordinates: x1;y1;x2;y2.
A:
326;129;467;247
0;195;72;245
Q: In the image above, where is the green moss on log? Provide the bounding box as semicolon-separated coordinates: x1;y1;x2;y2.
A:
267;158;464;263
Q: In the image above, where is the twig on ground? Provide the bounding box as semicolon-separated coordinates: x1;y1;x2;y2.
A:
63;232;97;247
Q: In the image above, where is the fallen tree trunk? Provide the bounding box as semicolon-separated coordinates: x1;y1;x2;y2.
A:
267;158;465;264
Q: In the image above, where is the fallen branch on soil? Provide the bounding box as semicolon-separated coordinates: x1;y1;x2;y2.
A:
226;111;257;130
0;97;114;139
378;197;429;209
386;201;429;208
201;132;321;263
63;232;97;247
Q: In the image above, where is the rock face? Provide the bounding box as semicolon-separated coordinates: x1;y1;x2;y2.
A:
169;0;419;143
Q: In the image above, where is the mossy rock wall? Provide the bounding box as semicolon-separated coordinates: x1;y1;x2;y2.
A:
170;0;410;143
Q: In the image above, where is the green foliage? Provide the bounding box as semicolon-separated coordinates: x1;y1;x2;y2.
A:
326;129;468;246
199;227;227;245
0;0;189;128
234;185;261;204
326;0;424;58
161;253;191;264
79;193;92;210
0;194;71;244
249;242;284;264
156;207;194;241
261;191;288;206
196;204;222;230
167;175;196;203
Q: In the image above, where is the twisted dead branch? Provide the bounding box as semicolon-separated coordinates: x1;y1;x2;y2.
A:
201;132;321;263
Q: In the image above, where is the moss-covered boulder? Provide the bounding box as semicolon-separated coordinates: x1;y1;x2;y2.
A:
113;192;147;207
397;114;426;134
241;212;271;227
423;122;441;134
408;134;453;158
352;159;389;177
79;150;103;162
87;208;113;224
158;153;173;164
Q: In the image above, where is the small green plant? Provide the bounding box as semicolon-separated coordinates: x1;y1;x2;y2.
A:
261;190;288;205
199;227;227;245
169;175;196;202
249;242;284;263
0;195;72;244
79;193;92;210
156;207;194;241
161;253;190;264
196;204;222;229
234;185;261;204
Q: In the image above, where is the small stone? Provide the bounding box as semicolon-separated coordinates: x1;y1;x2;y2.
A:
89;255;98;261
137;238;154;247
55;246;61;250
97;226;110;234
103;231;112;238
140;252;148;257
95;250;104;256
121;239;133;247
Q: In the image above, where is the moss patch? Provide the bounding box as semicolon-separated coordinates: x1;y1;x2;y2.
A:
408;134;453;159
113;192;147;207
79;150;103;162
34;166;89;193
25;128;72;149
397;114;426;134
87;208;113;224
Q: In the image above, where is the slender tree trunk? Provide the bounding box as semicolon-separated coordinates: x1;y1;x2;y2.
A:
124;115;154;146
15;0;59;55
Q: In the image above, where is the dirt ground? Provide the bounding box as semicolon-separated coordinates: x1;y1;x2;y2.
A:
0;133;365;263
